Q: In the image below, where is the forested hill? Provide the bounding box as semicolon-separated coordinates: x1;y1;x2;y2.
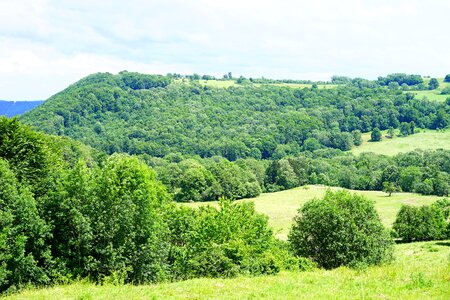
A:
20;71;449;160
0;100;44;117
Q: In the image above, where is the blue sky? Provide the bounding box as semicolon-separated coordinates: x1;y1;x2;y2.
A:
1;0;449;100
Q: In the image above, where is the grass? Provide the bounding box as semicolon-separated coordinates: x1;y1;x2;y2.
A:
185;185;441;240
407;77;450;102
351;128;450;156
256;83;339;89
174;79;339;89
198;80;237;88
7;240;450;299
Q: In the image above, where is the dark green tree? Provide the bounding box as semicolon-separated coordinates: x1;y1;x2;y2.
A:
399;122;411;136
0;159;52;292
89;154;170;283
370;127;382;142
428;78;439;90
289;190;394;269
393;204;447;242
444;74;450;82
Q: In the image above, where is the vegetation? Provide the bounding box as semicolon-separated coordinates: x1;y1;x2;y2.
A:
2;71;450;297
377;73;423;87
351;128;450;156
289;190;394;268
185;185;443;240
0;118;295;293
393;199;450;242
166;200;294;280
370;127;382;141
20;72;449;160
429;78;440;90
5;240;450;299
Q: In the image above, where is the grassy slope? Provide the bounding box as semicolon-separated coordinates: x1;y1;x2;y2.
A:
351;128;450;156
7;240;450;299
185;185;441;240
409;78;450;102
194;79;337;89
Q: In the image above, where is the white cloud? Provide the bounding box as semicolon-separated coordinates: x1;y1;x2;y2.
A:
0;0;449;99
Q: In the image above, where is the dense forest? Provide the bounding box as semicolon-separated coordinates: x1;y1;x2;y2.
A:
21;72;449;160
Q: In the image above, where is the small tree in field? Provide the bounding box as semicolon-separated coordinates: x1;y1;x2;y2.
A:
444;74;450;82
288;190;394;269
428;78;439;90
383;181;401;196
370;127;382;142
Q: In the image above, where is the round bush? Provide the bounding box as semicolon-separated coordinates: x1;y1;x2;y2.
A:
288;190;394;269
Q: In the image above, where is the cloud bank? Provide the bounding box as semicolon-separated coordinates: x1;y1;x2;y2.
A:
1;0;449;99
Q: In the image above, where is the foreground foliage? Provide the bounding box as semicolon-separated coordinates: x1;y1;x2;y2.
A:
167;200;296;280
0;118;294;293
289;190;394;269
5;240;450;300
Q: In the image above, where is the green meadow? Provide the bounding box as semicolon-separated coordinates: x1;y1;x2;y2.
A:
351;128;450;156
410;78;450;102
193;79;338;89
185;185;442;240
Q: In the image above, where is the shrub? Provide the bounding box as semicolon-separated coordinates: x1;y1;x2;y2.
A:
370;127;382;142
288;190;394;269
393;204;447;242
167;199;293;279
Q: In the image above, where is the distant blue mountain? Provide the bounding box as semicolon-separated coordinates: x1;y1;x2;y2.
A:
0;100;44;117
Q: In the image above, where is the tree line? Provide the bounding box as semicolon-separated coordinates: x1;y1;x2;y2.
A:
143;147;449;201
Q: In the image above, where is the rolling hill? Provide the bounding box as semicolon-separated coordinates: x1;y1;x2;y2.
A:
20;72;448;160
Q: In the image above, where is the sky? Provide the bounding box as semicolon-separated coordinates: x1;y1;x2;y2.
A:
1;0;450;100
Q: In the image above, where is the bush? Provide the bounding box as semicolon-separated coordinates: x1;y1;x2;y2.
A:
393;204;447;242
370;127;382;142
167;199;294;279
288;190;394;269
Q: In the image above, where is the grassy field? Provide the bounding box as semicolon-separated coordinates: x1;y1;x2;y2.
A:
408;78;450;102
185;185;442;240
256;83;338;89
187;79;338;89
7;240;450;299
351;128;450;156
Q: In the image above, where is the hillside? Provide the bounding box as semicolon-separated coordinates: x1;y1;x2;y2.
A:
0;100;44;117
410;78;450;102
351;128;450;156
20;71;449;160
